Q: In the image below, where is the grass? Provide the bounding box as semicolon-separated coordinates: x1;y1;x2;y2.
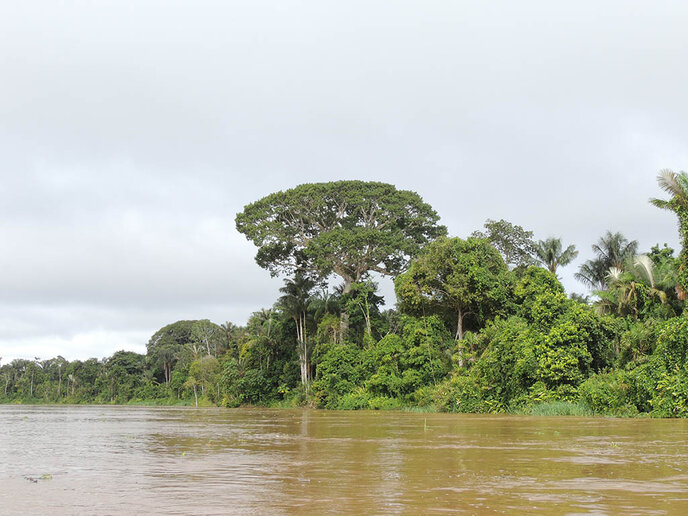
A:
126;398;193;406
524;401;595;417
401;405;438;413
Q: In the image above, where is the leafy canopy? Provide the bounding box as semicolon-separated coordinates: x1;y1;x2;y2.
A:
534;237;578;275
471;219;537;269
575;231;638;290
235;181;446;289
395;237;509;339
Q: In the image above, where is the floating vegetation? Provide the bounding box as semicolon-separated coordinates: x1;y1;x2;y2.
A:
24;474;53;483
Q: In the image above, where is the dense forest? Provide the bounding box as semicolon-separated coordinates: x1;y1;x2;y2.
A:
4;172;688;417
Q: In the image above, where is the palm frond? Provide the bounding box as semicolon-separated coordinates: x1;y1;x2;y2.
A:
606;266;623;283
650;198;671;210
633;254;655;288
656;169;682;197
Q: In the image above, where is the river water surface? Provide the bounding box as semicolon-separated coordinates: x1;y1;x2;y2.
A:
1;405;688;514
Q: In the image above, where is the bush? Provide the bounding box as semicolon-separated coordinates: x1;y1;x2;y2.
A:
312;344;366;409
578;373;637;416
367;396;402;410
431;374;492;413
651;370;688;417
337;388;372;410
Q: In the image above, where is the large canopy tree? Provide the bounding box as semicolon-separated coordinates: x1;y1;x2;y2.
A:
236;181;446;293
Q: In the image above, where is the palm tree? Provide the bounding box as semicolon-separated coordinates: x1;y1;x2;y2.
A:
279;272;317;391
575;231;638;290
309;289;340;321
650;169;688;300
534;237;578;275
597;255;673;318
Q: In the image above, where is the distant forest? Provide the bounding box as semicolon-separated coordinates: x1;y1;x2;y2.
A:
4;172;688;417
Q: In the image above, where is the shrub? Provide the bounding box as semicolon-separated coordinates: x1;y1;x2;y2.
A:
578;372;637;415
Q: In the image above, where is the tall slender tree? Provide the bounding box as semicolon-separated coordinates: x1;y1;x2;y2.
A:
534;237;578;275
279;272;317;391
575;231;638;290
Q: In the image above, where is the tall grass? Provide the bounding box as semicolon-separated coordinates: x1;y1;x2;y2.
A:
524;401;595;417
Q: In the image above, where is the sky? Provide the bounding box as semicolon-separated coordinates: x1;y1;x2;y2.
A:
2;1;688;363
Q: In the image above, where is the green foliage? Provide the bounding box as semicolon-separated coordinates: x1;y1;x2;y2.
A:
596;255;678;320
512;266;565;319
577;372;638;416
340;281;385;344
146;320;196;385
312;344;366;409
534;237;578;275
471;218;537;269
525;401;594;417
653;316;688;371
651;170;688;302
652;370;688;417
468;317;535;407
395;237;510;339
8;176;688;418
576;231;639;290
431;374;498;413
617;320;661;367
235;181;446;289
429;290;617;414
312;315;452;409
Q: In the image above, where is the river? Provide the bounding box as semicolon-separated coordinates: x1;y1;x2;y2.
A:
1;405;688;514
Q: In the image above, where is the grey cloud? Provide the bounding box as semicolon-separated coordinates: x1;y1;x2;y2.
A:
1;1;687;360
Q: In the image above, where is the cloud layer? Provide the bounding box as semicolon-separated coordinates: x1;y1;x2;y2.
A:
1;1;686;361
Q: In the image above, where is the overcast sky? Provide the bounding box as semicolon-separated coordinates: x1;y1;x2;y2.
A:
2;1;687;362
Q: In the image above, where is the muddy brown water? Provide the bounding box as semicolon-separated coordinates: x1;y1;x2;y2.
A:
1;405;688;514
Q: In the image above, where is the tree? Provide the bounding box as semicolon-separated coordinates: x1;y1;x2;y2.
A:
534;237;578;275
471;219;537;269
278;272;317;391
221;321;242;359
341;281;384;345
186;355;221;406
395;237;509;343
236;181;446;294
575;231;638;290
103;351;146;402
650;169;688;300
190;320;226;357
597;255;676;319
147;321;196;385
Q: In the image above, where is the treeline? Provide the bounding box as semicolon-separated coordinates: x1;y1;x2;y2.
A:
3;173;688;416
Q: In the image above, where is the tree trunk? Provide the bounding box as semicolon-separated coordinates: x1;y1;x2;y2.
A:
455;309;465;367
297;313;310;393
339;277;354;337
193;385;198;407
455;308;464;341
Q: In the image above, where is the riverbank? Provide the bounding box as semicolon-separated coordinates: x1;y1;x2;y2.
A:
0;397;650;418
